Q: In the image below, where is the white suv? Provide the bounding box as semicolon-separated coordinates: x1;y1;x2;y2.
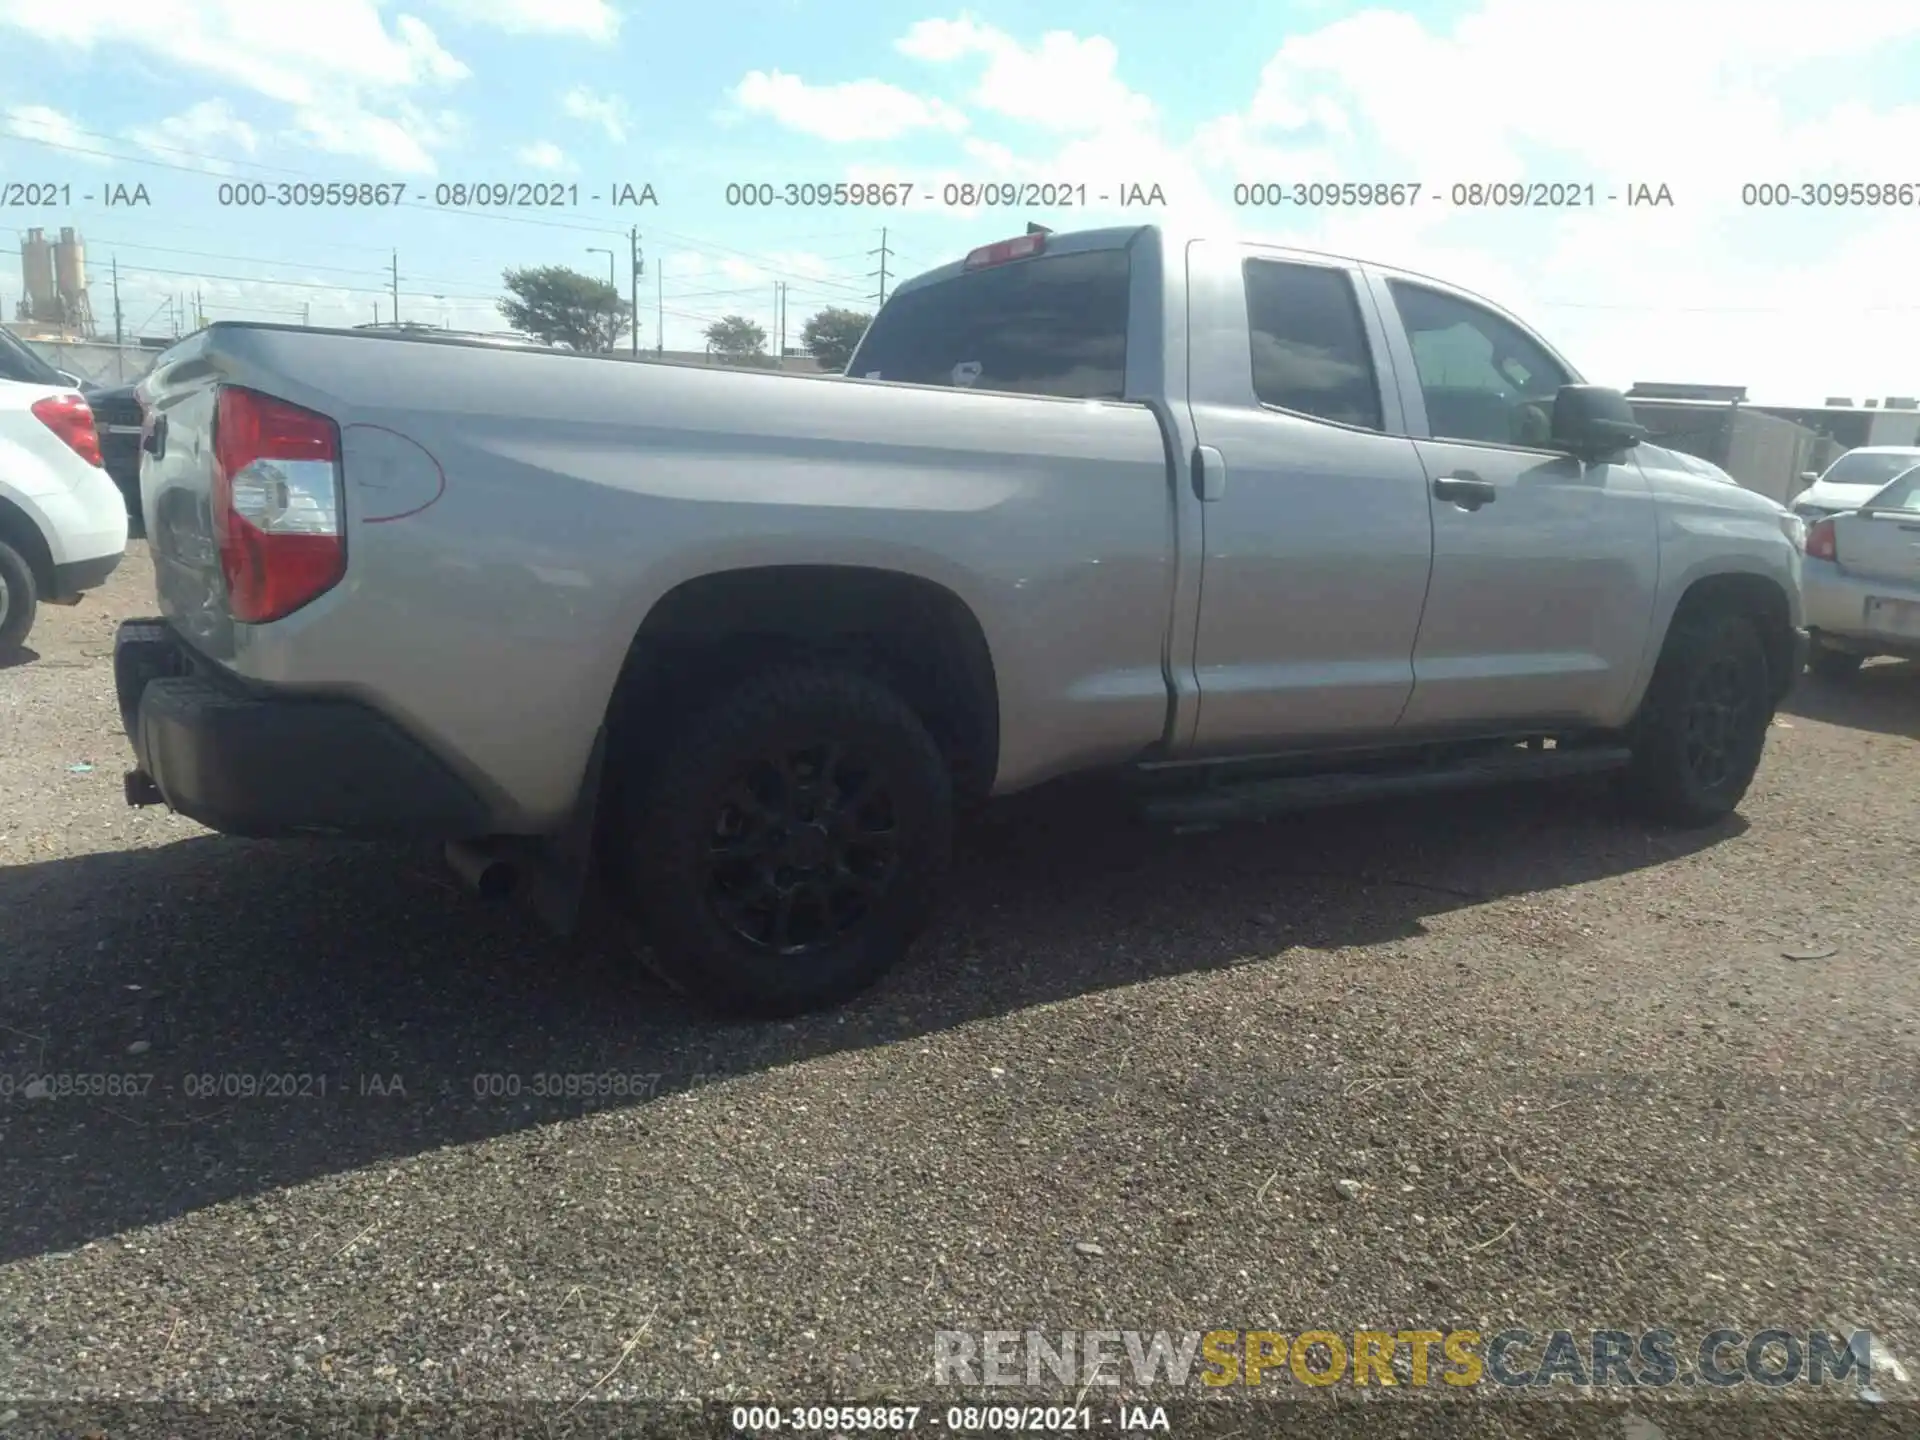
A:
0;328;129;653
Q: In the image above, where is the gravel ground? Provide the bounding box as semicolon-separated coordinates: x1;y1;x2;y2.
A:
2;544;1917;1438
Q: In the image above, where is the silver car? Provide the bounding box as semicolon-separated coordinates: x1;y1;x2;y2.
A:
1803;465;1920;678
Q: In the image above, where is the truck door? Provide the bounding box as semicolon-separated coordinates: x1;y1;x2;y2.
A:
1364;270;1660;731
1183;239;1435;753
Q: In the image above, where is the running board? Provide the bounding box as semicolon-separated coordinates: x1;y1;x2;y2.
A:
1136;745;1633;827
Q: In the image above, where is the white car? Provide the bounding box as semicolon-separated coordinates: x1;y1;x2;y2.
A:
1802;464;1920;678
1793;446;1920;520
0;328;129;653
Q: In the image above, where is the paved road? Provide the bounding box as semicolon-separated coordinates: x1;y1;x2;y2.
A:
2;547;1916;1436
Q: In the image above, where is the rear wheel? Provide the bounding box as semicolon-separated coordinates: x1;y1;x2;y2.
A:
1622;607;1774;827
1807;641;1864;682
614;664;953;1017
0;540;39;654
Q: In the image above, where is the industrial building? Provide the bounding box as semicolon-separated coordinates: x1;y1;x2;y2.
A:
13;226;95;338
1751;395;1920;451
1624;382;1920;505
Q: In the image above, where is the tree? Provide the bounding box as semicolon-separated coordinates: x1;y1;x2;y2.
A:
704;314;771;366
498;265;630;351
800;307;872;371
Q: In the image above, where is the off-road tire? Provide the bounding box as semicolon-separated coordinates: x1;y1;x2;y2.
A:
617;664;953;1017
0;540;39;654
1807;642;1864;683
1622;607;1774;828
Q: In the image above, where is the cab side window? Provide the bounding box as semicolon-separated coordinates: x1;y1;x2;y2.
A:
1243;259;1384;431
1387;280;1571;449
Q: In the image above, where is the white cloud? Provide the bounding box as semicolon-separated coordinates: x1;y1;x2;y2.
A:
125;99;259;173
892;16;989;63
561;86;629;143
1208;0;1920;396
0;1;468;106
514;140;574;171
0;0;469;174
425;0;620;41
846;6;1920;397
3;104;110;162
731;71;967;143
896;16;1153;134
288;104;463;176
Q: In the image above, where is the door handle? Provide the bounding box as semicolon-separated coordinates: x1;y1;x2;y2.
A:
1432;473;1497;510
1193;444;1226;502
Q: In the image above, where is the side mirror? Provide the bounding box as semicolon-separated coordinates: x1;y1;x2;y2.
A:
56;369;83;388
1799;471;1820;484
1551;384;1647;462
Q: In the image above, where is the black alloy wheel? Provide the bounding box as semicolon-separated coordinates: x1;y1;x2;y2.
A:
703;740;901;955
1678;651;1764;793
619;664;953;1016
1623;607;1773;827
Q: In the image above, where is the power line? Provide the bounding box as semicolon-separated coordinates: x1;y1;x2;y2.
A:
72;237;396;279
97;260;485;300
60;236;870;314
59;258;864;330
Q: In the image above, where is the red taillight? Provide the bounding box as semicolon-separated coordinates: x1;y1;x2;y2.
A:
31;392;103;467
964;232;1047;269
211;386;345;623
1805;517;1837;562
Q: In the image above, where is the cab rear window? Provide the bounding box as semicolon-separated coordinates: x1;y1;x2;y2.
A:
849;249;1130;400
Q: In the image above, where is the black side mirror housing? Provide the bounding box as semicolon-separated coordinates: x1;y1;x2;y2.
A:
1551;384;1648;462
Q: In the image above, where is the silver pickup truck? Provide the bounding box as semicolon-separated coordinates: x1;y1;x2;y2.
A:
116;223;1806;1015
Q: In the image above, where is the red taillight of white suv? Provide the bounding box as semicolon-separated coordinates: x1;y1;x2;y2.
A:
31;392;103;468
211;385;345;623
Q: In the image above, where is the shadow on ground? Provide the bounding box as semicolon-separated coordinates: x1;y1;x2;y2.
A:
0;776;1740;1263
1785;658;1920;741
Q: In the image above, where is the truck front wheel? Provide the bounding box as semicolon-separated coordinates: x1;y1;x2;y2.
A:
1621;607;1774;827
616;664;954;1016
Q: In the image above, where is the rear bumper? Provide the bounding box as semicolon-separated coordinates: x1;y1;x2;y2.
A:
114;619;492;839
50;549;122;598
1804;561;1920;658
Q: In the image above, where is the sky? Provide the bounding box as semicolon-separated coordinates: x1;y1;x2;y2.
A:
0;0;1917;398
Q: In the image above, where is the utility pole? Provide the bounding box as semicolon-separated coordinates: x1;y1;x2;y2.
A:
302;302;310;326
629;227;643;357
390;250;400;325
869;226;893;306
656;257;663;355
110;257;124;379
775;281;787;358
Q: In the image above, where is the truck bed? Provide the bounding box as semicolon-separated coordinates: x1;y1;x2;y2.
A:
134;323;1182;830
